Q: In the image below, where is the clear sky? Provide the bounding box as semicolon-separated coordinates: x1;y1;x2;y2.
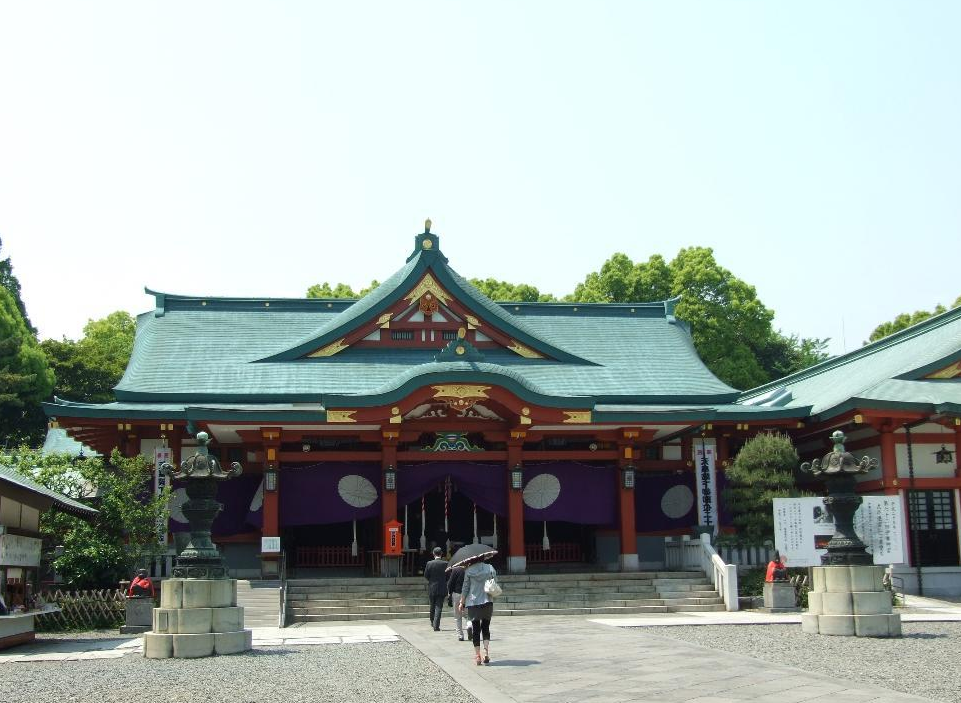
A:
1;2;959;357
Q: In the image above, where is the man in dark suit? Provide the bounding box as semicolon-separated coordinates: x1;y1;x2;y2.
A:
423;547;448;631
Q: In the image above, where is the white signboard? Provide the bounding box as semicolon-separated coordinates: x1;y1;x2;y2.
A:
261;537;281;553
0;534;42;567
693;439;718;535
773;496;905;567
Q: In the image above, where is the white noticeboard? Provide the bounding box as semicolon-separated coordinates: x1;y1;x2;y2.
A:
773;496;905;567
0;533;42;567
261;537;281;553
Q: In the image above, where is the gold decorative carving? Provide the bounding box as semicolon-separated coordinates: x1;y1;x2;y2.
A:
389;414;403;424
507;340;544;359
926;361;961;379
431;384;490;412
465;315;481;329
308;338;349;357
455;346;465;355
326;410;357;423
562;411;592;424
520;415;532;425
377;313;393;329
419;293;439;316
422;238;433;249
404;273;451;306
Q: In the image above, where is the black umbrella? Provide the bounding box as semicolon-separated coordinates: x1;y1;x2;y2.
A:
447;543;498;571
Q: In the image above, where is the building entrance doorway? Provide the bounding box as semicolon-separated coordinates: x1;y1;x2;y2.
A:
908;490;960;566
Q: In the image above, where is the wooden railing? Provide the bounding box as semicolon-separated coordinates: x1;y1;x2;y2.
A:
34;589;126;631
295;546;365;568
525;542;583;564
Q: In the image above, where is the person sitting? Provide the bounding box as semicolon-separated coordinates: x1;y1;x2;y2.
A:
128;569;155;598
765;551;789;582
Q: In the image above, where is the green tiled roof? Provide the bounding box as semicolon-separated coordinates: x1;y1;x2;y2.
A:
81;230;740;409
0;463;98;518
739;305;961;419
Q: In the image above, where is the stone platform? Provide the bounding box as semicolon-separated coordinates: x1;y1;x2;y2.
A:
801;565;901;637
143;578;252;658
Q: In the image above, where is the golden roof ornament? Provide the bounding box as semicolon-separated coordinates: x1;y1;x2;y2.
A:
425;218;432;233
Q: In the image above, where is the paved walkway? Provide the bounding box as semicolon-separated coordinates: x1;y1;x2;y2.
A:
392;614;938;703
0;624;398;662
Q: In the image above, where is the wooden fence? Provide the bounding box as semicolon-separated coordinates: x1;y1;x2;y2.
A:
34;589;128;631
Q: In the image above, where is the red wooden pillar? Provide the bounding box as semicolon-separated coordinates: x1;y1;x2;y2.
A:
259;428;282;578
381;432;399;550
954;425;961;479
617;437;638;571
879;424;899;495
507;437;526;573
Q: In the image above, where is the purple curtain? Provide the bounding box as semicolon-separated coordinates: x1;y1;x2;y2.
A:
170;474;262;536
398;462;507;517
279;462;382;527
522;462;616;525
634;472;696;532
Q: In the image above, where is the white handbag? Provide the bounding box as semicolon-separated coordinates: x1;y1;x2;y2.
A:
483;567;503;598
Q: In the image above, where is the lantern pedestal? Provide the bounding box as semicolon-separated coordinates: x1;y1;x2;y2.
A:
507;555;527;574
801;566;901;637
143;579;252;658
619;553;639;572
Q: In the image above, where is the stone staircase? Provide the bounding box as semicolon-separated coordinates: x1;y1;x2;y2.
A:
235;579;282;628
286;570;723;623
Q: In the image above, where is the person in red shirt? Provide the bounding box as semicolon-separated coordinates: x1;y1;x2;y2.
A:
128;569;155;598
765;551;788;582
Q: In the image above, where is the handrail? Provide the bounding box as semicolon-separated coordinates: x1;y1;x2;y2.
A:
278;550;288;628
699;533;738;611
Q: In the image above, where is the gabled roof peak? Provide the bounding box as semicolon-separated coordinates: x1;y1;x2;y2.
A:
407;219;447;264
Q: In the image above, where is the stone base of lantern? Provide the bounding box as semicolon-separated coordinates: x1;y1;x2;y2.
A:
143;578;252;658
801;566;901;637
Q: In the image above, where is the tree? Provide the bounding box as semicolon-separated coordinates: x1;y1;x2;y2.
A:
306;280;380;298
866;295;961;344
40;311;136;404
468;278;556;302
6;448;169;588
722;433;807;543
0;236;34;334
566;248;828;388
0;286;54;446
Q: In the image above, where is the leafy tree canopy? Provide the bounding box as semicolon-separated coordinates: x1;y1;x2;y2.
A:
5;448;169;588
468;278;557;303
306;280;381;299
40;311;136;405
0;236;34;334
721;432;807;544
1;286;54;446
567;248;828;388
866;294;961;344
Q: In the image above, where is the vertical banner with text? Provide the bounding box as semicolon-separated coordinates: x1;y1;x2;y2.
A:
693;438;718;535
154;446;173;545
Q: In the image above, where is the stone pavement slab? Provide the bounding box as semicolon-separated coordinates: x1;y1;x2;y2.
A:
392;614;937;703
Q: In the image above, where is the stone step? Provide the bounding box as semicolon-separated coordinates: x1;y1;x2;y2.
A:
287;589;706;607
284;571;703;587
286;583;664;598
289;604;678;623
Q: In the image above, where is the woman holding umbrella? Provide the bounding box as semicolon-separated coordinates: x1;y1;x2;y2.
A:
451;542;498;665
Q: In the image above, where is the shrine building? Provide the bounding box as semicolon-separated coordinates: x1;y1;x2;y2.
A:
43;223;961;591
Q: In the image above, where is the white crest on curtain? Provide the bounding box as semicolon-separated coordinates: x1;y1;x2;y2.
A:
661;485;694;519
523;473;561;509
249;479;264;513
338;475;378;508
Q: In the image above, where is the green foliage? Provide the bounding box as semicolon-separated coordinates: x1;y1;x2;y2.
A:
40;310;136;404
0;286;54;446
566;249;828;388
468;278;556;302
722;432;807;543
6;448;169;589
867;294;961;343
0;236;34;334
306;280;380;298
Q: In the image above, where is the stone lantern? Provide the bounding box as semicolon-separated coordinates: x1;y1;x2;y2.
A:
143;431;253;658
799;430;901;637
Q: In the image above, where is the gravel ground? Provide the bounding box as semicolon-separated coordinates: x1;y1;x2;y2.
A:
640;622;961;703
1;640;476;703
